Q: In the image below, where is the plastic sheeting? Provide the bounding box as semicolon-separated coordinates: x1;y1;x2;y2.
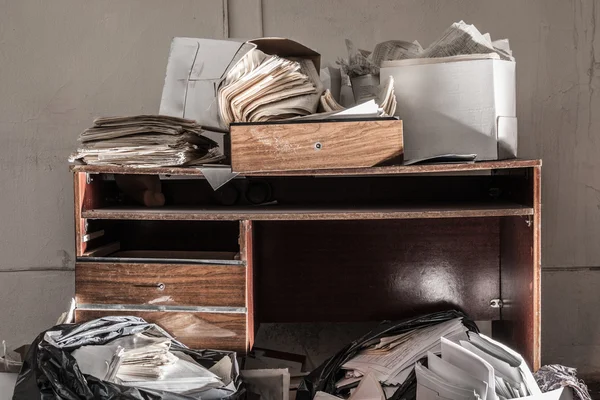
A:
12;316;244;400
296;310;478;400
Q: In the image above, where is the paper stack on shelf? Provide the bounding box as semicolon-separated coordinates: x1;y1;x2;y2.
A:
69;115;223;167
415;335;547;400
218;49;323;125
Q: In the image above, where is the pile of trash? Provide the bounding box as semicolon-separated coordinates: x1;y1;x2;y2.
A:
298;311;570;400
12;316;242;400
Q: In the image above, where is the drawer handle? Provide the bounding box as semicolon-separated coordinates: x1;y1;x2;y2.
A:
133;283;166;291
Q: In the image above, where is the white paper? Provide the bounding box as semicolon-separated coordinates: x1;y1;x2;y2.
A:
427;352;488;400
470;334;541;396
460;341;522;391
441;338;495;400
0;373;17;400
416;362;479;400
349;373;386;400
419;21;509;60
343;319;467;385
122;352;221;393
315;391;344;400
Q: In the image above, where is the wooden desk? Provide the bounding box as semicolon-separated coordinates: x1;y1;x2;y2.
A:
71;159;541;369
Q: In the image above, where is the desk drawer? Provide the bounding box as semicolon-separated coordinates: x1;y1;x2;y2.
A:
76;263;246;307
75;309;247;352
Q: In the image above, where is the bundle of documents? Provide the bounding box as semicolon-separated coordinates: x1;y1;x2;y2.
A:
72;332;223;394
122;351;223;394
341;318;469;387
69;115;222;167
320;76;396;116
338;39;423;78
416;335;544;400
419;21;513;61
218;49;323;125
340;21;513;75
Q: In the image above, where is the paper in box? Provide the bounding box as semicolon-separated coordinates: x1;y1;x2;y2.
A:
381;56;517;162
159;37;320;132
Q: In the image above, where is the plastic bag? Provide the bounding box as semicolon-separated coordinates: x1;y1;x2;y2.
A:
296;310;478;400
12;316;244;400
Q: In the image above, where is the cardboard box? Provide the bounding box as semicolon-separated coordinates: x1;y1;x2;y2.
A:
159;37;320;132
230;119;403;173
381;56;517;161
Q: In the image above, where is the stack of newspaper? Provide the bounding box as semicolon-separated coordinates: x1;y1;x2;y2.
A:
218;49;323;125
69;115;222;167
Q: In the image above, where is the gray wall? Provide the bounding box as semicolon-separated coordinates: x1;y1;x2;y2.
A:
1;0;598;372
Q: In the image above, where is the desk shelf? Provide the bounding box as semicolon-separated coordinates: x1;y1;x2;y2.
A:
71;160;542;369
82;203;534;221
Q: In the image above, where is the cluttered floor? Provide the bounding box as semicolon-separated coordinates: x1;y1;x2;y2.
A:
0;19;594;400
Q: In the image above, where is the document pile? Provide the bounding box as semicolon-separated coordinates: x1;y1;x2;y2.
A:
418;21;513;60
341;20;513;77
218;49;323;125
341;318;468;389
72;332;223;394
69;115;222;167
340;21;513;106
416;335;547;400
320;76;396;116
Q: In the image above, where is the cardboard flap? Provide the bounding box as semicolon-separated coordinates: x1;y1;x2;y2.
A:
185;38;248;80
250;37;321;70
497;116;518;159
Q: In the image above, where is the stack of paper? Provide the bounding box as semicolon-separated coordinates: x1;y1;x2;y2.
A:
416;335;545;400
419;21;513;61
71;333;223;394
320;76;396;116
218;49;323;125
122;351;222;394
69;115;222;167
320;89;346;112
342;318;468;387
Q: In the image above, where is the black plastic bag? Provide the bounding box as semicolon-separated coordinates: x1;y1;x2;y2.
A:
296;310;478;400
12;316;244;400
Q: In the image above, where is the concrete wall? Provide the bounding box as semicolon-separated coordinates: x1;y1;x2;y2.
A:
1;0;599;372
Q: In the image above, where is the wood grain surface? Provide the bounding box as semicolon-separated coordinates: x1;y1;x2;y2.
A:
76;262;246;307
71;159;541;177
240;220;255;351
75;310;247;352
233;120;404;172
498;166;541;370
82;203;533;221
254;218;501;322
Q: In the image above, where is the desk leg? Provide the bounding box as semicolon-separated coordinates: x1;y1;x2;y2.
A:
240;219;255;352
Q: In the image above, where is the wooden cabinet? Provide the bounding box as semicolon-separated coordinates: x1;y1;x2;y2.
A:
71;159;541;369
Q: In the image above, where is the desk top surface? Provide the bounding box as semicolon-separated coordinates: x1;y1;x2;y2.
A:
71;159;541;177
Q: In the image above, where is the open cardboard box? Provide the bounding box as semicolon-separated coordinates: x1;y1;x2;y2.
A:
159;37;320;133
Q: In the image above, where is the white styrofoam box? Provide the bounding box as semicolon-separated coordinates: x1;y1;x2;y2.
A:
381;57;517;161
